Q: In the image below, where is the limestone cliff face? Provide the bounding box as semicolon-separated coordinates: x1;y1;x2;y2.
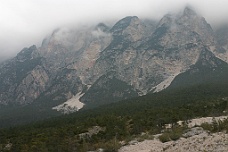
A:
0;45;49;104
0;7;227;108
15;65;49;104
0;23;113;105
40;25;112;84
87;7;223;98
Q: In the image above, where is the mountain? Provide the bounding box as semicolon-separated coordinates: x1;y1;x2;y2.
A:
0;45;45;105
168;48;228;89
215;24;228;61
0;6;228;121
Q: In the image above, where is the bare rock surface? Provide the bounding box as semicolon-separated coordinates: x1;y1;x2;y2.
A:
119;116;228;152
119;130;228;152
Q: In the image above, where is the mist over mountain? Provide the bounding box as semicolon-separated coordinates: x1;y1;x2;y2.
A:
0;3;227;131
1;0;228;61
0;5;227;109
1;2;228;151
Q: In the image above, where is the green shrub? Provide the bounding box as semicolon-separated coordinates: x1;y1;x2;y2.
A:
158;133;170;143
136;133;154;142
201;118;228;133
169;132;181;141
201;122;213;132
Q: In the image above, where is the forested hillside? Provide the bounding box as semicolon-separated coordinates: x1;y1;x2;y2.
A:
0;85;227;151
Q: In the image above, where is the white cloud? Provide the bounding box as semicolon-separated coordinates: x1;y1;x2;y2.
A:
0;0;228;60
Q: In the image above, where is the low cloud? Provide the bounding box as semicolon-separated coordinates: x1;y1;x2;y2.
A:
92;29;111;38
0;0;228;60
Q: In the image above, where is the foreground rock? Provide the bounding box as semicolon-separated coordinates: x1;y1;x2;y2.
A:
119;116;228;152
119;129;228;152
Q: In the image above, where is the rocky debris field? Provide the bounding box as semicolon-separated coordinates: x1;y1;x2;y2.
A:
119;116;228;152
119;128;228;152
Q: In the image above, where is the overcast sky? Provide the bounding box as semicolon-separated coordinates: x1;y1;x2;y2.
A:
0;0;228;61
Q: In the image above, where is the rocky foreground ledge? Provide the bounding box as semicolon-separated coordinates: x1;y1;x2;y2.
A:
119;129;228;152
119;116;228;152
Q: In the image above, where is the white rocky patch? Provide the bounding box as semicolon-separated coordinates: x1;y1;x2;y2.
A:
184;116;228;128
164;116;228;129
210;46;228;63
52;92;85;114
153;72;180;93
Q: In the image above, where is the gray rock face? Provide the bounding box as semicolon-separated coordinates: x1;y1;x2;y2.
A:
182;127;205;138
15;65;49;104
88;7;224;97
0;7;227;109
0;45;48;104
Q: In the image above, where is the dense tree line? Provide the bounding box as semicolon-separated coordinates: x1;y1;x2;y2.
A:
0;84;227;151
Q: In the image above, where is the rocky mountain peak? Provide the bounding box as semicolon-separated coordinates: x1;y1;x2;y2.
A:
183;6;197;17
156;7;197;28
155;14;173;29
145;8;206;51
16;45;38;62
110;16;139;34
109;15;147;43
181;7;212;30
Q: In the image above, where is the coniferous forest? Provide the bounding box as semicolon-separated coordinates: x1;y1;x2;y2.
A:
0;84;228;151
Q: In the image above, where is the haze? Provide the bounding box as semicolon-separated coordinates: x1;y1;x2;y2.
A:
0;0;228;61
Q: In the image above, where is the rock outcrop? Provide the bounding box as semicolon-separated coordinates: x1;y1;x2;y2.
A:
119;116;228;152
